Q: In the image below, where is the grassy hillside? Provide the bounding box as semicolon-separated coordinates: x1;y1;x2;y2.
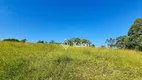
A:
0;41;142;80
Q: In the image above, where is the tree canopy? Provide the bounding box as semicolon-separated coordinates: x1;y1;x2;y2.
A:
106;18;142;51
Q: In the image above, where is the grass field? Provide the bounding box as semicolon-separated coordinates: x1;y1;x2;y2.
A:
0;41;142;80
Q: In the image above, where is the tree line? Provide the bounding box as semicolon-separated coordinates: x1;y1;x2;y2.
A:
37;38;95;47
106;18;142;51
2;38;27;43
1;38;95;47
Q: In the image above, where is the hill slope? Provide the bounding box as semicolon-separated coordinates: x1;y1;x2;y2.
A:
0;41;142;80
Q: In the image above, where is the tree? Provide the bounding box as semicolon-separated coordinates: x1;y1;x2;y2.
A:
81;39;88;44
67;40;73;46
115;36;126;49
71;38;92;46
128;19;142;41
49;40;55;44
21;39;27;43
100;45;106;48
45;41;48;44
110;18;142;51
90;44;95;48
137;35;142;47
128;18;142;50
71;38;81;45
37;40;44;43
135;35;142;51
105;38;116;48
81;39;91;46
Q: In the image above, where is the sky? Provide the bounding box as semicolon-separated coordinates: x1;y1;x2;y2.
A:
0;0;142;46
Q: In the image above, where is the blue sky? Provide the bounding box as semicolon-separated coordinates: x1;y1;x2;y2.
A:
0;0;142;46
